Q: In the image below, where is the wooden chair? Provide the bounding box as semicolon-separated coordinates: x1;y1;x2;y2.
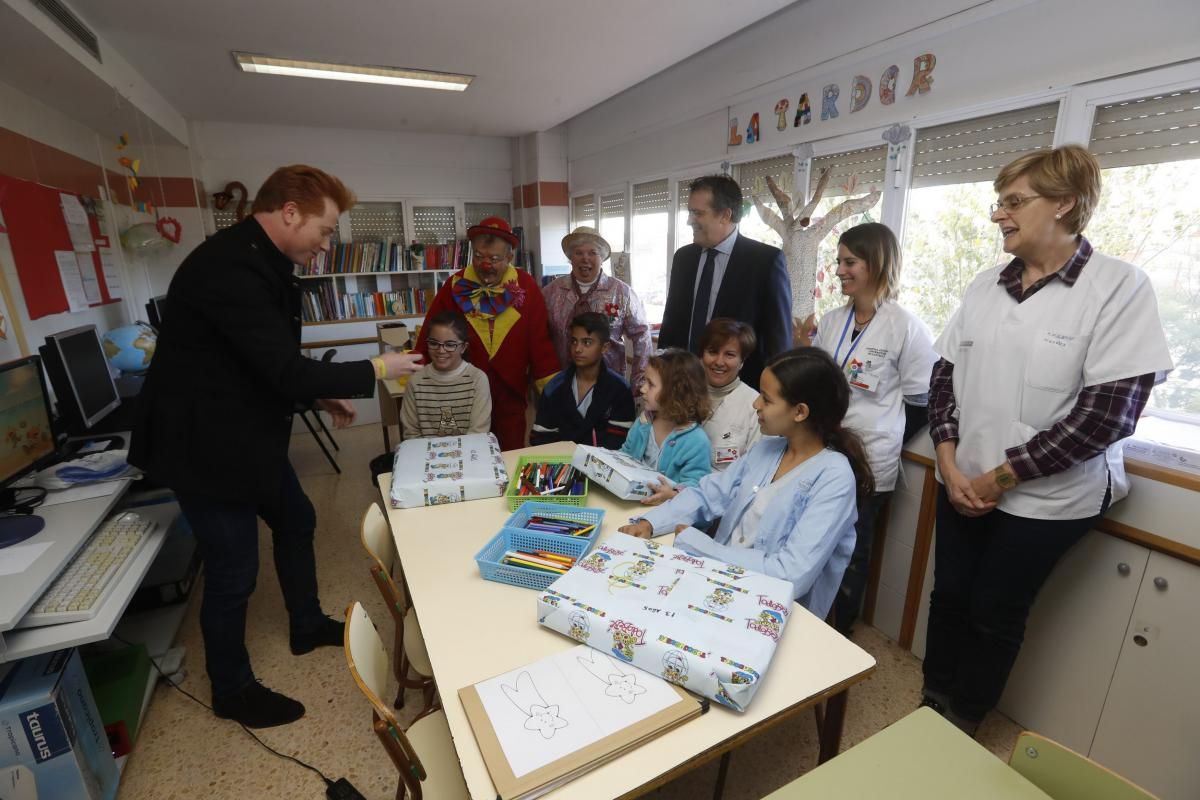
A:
344;602;468;800
377;323;411;450
1009;731;1159;800
361;503;437;717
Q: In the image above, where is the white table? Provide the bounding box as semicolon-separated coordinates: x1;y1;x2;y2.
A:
379;443;876;799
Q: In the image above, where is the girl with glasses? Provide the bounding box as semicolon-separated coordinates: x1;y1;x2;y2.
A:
399;311;492;439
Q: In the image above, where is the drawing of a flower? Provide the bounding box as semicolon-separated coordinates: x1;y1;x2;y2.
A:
604;673;647;704
525;704;569;739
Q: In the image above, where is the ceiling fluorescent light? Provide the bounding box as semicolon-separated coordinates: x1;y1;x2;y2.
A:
233;52;471;91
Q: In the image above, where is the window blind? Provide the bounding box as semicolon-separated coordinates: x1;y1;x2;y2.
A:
809;145;888;198
1089;87;1200;168
349;202;404;241
572;194;597;228
735;155;795;198
411;205;457;244
599;192;626;220
911;103;1059;188
632;179;670;214
465;202;511;228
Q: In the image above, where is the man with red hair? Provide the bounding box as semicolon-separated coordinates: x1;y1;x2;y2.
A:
131;165;423;728
415;217;559;449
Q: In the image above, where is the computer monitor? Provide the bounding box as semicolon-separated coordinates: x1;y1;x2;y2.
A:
146;295;167;329
0;356;58;546
39;325;121;435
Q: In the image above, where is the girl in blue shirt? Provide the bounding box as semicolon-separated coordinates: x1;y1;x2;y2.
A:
620;348;712;503
621;348;874;617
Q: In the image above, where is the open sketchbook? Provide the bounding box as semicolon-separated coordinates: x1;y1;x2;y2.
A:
459;644;707;800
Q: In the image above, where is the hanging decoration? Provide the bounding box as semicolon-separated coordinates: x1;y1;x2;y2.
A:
729;50;936;150
212;181;250;222
156;216;182;244
774;99;790;131
745;113;760;144
115;133;129;151
750;169;881;321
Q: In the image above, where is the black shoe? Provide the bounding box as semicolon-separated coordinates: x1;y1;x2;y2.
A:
213;681;305;728
290;615;343;656
918;695;946;715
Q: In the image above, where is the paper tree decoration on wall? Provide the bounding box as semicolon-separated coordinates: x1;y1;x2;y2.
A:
751;169;881;321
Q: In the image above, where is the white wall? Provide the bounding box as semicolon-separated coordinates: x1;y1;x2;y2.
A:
191;121;514;203
566;0;1200;190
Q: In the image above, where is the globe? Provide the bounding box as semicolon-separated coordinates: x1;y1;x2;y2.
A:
101;322;157;374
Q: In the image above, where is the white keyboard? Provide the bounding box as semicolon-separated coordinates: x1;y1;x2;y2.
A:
16;511;155;629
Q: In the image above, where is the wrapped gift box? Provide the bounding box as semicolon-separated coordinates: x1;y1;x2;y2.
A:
571;444;672;501
536;533;794;711
389;433;509;508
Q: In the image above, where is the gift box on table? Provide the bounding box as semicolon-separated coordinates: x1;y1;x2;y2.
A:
536;532;794;711
570;444;672;501
389;433;509;508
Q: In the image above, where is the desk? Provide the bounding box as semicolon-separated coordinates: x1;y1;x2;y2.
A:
0;444;178;662
378;443;877;800
763;708;1052;799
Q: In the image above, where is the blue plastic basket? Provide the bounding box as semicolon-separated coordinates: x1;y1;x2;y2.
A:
500;503;605;549
474;520;599;591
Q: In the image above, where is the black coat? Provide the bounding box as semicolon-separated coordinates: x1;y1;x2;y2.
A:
129;218;374;502
657;233;793;389
530;365;636;449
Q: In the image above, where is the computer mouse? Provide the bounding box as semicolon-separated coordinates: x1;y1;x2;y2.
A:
1;764;38;800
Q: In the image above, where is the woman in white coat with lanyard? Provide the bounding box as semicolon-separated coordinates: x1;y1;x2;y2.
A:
922;145;1172;737
810;222;937;634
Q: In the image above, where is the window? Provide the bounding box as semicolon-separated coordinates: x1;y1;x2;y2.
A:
1086;87;1200;415
734;154;794;248
675;177;698;251
349;202;404;241
465;202;512;229
631;179;670;324
411;205;457;244
571;194;597;230
809;145;889;320
598;191;627;253
899;103;1060;334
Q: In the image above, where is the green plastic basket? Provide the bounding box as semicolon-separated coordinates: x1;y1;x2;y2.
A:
505;455;589;511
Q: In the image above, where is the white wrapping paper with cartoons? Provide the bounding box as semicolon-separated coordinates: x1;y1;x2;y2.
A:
536;532;794;712
389;433;509;508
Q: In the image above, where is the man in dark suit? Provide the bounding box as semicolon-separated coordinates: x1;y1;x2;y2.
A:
130;165;423;728
658;175;792;388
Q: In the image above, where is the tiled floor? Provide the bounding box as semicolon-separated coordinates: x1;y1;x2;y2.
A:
116;424;1020;799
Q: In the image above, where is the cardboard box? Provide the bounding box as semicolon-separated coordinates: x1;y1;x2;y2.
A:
0;648;119;800
571;445;672;501
389;433;510;508
537;533;795;711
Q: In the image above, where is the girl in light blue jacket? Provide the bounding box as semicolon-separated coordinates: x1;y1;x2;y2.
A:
621;348;874;618
620;349;712;503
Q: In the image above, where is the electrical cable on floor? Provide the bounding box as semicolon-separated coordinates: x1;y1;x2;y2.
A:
113;634;366;799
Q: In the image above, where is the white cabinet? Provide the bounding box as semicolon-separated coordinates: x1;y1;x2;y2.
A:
998;531;1150;753
1089;553;1200;800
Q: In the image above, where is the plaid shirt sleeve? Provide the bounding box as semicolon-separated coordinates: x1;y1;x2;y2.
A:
927;357;959;445
1005;373;1157;481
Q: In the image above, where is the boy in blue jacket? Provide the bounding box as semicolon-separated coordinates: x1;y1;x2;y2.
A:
531;312;636;448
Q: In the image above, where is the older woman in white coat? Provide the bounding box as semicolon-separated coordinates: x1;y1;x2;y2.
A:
921;145;1172;737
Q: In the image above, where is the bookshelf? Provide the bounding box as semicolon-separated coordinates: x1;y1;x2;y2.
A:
294;199;511;326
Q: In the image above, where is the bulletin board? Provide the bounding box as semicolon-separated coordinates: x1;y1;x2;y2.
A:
0;172;118;319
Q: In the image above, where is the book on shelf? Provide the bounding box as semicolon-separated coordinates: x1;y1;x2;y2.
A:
299;281;433;323
300;238;469;276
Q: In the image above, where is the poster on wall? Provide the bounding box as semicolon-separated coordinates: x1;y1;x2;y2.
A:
0;208;26;361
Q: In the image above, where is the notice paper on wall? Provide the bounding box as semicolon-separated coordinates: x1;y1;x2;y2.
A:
54;250;88;311
97;247;123;299
60;193;94;253
77;252;101;304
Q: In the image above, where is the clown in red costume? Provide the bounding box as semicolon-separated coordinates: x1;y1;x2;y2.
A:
415;217;559;450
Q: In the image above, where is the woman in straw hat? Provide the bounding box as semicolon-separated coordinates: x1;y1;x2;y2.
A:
543;227;652;390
